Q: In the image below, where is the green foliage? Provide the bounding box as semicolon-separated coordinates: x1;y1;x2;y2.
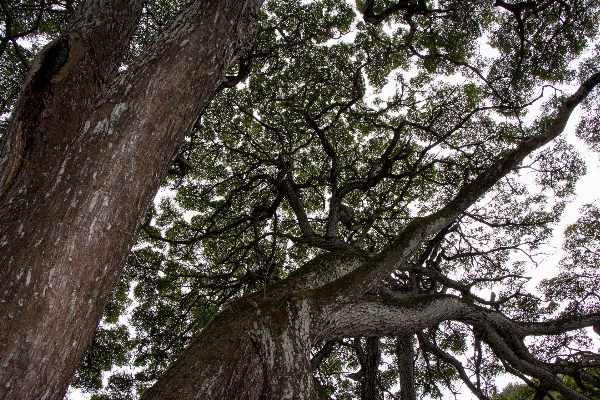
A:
72;325;136;392
494;383;537;400
495;373;600;400
540;202;600;314
91;0;600;397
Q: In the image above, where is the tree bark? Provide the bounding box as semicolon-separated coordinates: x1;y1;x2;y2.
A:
140;251;361;399
141;297;318;399
129;248;600;400
0;1;263;398
396;335;416;400
139;270;600;399
361;337;381;400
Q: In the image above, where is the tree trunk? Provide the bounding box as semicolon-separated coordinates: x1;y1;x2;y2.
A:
0;1;263;398
396;335;416;400
137;248;600;400
141;298;318;400
140;252;366;399
361;337;382;400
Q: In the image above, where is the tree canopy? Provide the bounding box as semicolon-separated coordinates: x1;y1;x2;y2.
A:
2;0;600;399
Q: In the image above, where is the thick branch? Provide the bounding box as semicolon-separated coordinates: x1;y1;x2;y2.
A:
312;71;600;303
322;295;466;339
519;313;600;336
361;337;381;400
323;294;600;342
279;179;317;237
268;251;366;298
323;295;600;399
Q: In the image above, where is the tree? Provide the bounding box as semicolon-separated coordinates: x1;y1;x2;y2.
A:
2;1;600;399
0;0;264;399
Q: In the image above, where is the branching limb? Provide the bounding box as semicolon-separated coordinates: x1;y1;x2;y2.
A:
480;327;589;400
416;332;488;400
279;178;317;238
323;295;600;399
311;340;338;371
217;54;253;92
314;71;600;302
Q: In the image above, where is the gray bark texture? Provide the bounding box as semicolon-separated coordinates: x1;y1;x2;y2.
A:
0;0;264;398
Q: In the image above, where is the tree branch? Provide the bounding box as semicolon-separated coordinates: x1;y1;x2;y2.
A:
361;337;381;400
310;71;600;303
416;332;488;400
322;294;600;399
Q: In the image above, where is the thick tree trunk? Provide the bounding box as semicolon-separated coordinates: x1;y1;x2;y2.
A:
0;1;263;398
141;298;318;400
141;252;366;399
136;246;600;400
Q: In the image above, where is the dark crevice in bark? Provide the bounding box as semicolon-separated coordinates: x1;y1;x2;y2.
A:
31;36;69;91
